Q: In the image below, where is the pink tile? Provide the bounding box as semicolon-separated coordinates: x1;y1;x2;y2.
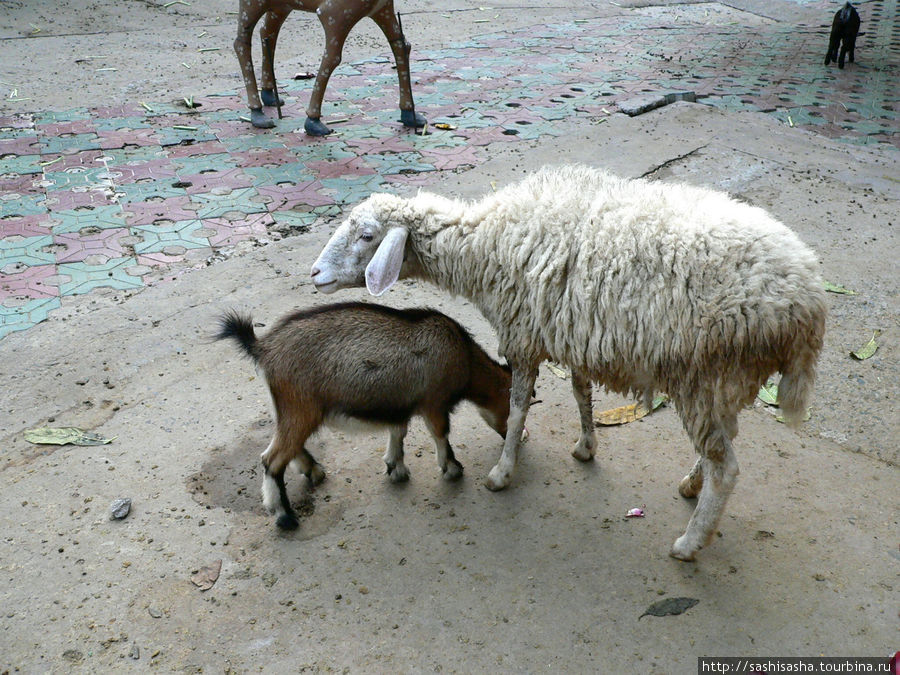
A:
0;213;56;238
255;181;334;209
0;265;60;300
122;196;198;226
53;227;131;263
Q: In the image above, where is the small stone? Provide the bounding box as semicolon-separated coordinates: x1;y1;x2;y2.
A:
110;498;132;520
62;649;83;663
148;607;162;618
130;643;140;660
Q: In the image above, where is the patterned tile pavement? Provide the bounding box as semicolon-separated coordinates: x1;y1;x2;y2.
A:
1;9;897;338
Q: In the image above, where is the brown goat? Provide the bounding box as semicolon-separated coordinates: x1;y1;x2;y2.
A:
217;302;511;529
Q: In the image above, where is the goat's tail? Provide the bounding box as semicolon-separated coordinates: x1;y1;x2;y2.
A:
216;310;260;362
776;306;826;428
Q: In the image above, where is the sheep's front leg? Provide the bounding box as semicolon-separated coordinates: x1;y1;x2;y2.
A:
383;423;410;483
486;364;538;491
571;371;596;461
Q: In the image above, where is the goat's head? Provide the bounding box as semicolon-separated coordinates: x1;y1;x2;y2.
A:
311;193;410;296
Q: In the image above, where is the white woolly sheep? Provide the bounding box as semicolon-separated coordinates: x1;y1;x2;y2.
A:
310;165;827;560
217;301;512;529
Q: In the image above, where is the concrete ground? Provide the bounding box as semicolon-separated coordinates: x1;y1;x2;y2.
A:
0;0;897;672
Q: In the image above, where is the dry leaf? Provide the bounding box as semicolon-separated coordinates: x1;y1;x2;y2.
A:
24;427;114;446
191;560;222;591
594;395;667;426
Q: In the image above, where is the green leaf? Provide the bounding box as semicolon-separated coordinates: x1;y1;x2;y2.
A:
24;427;115;446
640;597;699;619
757;382;779;406
850;330;880;360
824;281;857;295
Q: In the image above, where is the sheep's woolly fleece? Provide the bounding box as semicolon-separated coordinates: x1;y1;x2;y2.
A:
358;165;827;420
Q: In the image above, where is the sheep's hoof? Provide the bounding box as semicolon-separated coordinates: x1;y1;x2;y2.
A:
399;109;426;128
304;116;332;136
484;466;510;491
678;473;702;499
571;440;595;462
260;88;284;107
387;464;410;483
442;460;463;481
669;536;697;562
276;512;299;530
249;108;276;129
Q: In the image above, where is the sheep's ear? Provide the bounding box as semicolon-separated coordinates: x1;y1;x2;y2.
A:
365;227;408;296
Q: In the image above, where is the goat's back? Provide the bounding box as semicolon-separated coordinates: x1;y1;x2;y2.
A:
256;302;479;420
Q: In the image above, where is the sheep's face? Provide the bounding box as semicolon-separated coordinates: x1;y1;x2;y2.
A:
311;194;409;297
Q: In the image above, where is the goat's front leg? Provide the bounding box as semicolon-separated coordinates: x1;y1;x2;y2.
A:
423;409;463;481
486;362;538;491
259;8;290;107
383;423;410;483
370;6;425;129
571;371;596;461
235;0;274;128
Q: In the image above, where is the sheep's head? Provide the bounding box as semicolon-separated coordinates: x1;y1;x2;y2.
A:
311;193;410;296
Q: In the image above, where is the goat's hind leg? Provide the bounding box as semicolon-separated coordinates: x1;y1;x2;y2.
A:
383;423;411;483
571;371;596;461
261;438;300;529
671;415;739;561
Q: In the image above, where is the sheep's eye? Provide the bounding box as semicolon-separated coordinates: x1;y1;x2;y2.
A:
360;232;374;242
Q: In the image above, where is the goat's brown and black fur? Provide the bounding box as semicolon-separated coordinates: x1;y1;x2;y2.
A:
217;302;511;529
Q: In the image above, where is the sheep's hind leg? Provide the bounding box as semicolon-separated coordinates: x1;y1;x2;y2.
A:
383;423;410;483
671;420;739;561
486;364;538;491
571;371;596;461
678;457;703;498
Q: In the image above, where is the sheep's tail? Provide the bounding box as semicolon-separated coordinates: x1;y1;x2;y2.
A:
216;310;260;362
776;309;826;428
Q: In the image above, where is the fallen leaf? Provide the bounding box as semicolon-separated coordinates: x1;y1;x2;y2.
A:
850;330;880;360
775;408;811;424
433;122;456;130
594;395;668;426
24;427;115;446
546;363;569;379
626;507;645;518
824;281;858;295
191;560;222;591
639;597;699;619
757;382;778;406
293;72;315;80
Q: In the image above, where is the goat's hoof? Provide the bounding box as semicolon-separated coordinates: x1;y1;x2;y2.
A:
306;463;326;486
388;464;410;483
249;108;276;129
400;109;426;128
304;117;332;136
276;512;299;530
442;460;463;481
260;89;284;107
678;474;702;498
669;536;697;562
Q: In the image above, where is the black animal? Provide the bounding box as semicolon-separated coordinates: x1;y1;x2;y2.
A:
825;2;860;69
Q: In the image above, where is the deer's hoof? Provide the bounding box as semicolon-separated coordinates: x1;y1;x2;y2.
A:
400;109;426;128
304;117;332;136
249;109;275;129
260;89;284;107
